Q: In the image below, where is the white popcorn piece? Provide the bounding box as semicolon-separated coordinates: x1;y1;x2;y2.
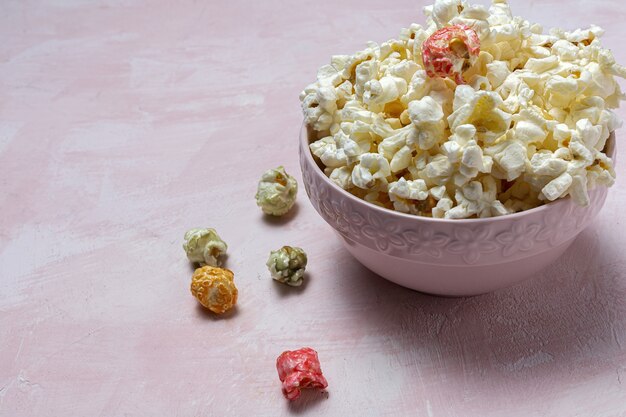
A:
545;75;579;108
448;87;512;143
541;172;573;201
316;64;344;87
423;154;454;184
575;118;602;149
329;166;354;190
441;140;462;163
432;197;454;218
408;96;445;150
301;85;338;132
461;142;493;182
388;60;420;82
352;153;391;190
429;185;448;200
568;140;594;166
484;138;527;181
402;70;431;104
569;174;589;206
551;40;579;61
428;0;462;28
363;76;408;112
524;56;559;73
446;176;506;218
529;151;568;177
512;108;548;144
486;60;511;89
378;126;416;172
355;60;380;99
335;80;354;103
388;178;429;213
310;136;348;168
451;4;491;39
341;100;377;124
499;76;535;114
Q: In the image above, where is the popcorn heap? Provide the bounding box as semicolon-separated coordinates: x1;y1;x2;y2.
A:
300;0;625;219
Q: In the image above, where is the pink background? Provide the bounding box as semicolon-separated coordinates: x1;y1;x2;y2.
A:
1;0;626;416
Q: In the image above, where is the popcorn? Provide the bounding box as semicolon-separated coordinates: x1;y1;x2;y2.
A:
542;172;573;201
329;166;354;189
388;178;429;213
355;60;379;99
448;86;512;144
545;75;579;108
408;96;446;150
276;348;328;401
256;166;298;216
310;136;348;168
529;151;568;177
267;246;308;287
446;176;510;218
183;228;227;266
512;108;549;144
421;24;481;84
363;76;408;112
551;40;579;61
524;55;559;73
489;140;527;181
352;153;391;190
432;197;454;218
190;266;238;314
300;0;624;218
486;60;511;88
300;85;338;132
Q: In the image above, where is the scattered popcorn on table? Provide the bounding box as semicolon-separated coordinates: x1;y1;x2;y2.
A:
276;347;328;400
300;0;624;219
266;246;308;287
255;166;298;216
183;228;227;266
190;265;238;314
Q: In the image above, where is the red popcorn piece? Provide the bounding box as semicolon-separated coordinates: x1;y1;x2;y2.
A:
276;347;328;400
421;24;480;84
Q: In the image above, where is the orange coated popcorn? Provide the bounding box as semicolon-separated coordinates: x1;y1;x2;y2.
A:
190;266;238;314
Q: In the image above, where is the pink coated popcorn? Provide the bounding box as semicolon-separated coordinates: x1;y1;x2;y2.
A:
421;24;480;84
276;347;328;400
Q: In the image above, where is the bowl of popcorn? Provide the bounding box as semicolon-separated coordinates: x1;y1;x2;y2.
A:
299;0;623;296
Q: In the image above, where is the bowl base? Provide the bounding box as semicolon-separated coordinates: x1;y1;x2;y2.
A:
339;233;576;297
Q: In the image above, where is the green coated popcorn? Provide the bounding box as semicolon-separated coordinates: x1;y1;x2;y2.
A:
267;246;308;286
255;166;298;216
183;228;228;266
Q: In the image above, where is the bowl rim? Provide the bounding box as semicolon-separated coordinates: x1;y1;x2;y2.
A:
300;123;616;224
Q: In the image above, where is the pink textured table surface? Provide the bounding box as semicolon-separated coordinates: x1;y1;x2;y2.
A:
1;1;626;416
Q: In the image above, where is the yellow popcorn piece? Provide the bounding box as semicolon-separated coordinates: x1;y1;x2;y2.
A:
190;266;238;314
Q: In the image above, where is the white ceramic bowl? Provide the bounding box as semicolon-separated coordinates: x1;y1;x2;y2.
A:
300;125;616;296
